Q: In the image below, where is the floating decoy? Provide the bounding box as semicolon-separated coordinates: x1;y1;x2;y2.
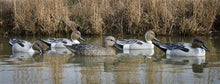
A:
153;36;209;56
115;30;159;50
39;31;85;48
65;36;116;56
9;38;44;54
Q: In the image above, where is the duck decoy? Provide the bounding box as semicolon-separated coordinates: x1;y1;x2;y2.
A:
39;30;85;48
153;36;210;56
65;36;116;56
115;30;160;50
9;38;44;54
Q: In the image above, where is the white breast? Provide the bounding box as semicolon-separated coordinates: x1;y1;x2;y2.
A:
72;40;80;44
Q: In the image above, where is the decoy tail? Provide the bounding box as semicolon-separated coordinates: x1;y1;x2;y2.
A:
7;37;11;40
152;42;167;53
8;37;13;46
114;44;123;50
38;39;51;47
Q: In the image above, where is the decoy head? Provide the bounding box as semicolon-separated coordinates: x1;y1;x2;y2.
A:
192;36;209;52
32;41;45;54
71;31;85;41
145;30;160;42
103;36;116;47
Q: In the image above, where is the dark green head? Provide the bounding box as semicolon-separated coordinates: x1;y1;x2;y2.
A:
192;36;209;52
32;41;44;54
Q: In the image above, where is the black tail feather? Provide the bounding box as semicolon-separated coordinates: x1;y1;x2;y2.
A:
7;37;11;41
152;42;167;53
114;44;123;50
8;37;13;46
38;39;51;47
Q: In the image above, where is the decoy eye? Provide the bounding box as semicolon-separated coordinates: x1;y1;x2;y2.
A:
107;39;115;42
74;31;80;35
151;32;155;36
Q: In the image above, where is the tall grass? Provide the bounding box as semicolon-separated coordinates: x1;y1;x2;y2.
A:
0;0;13;35
12;0;76;35
1;0;220;36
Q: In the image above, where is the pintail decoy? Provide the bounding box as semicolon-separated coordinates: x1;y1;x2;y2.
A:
153;36;210;56
39;31;85;48
9;38;44;54
115;30;160;50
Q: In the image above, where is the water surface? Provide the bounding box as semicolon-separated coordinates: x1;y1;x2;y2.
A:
0;35;220;84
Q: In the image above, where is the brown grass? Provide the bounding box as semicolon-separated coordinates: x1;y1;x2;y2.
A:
12;0;76;35
1;0;220;36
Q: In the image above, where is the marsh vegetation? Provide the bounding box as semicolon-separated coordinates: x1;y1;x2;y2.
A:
1;0;220;36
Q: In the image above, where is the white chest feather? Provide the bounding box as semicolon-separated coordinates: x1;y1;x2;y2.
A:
72;40;80;44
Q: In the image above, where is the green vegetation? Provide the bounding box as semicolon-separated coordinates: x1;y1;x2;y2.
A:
1;0;220;36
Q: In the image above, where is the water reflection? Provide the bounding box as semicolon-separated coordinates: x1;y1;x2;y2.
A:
7;52;34;62
5;52;44;64
42;54;72;84
165;56;206;65
114;55;148;84
68;56;117;84
159;55;206;73
46;48;73;56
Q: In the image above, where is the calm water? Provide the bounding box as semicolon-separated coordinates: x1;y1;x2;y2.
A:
0;35;220;84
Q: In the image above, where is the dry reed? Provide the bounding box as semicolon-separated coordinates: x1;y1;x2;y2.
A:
12;0;76;35
0;0;220;36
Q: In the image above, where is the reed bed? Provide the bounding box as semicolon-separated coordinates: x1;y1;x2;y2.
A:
0;0;220;36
